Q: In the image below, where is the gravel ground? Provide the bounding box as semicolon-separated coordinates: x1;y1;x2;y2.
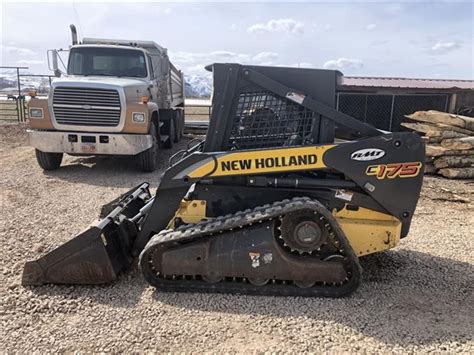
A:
1;122;473;353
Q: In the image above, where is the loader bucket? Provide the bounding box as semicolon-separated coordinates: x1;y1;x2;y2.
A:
22;183;151;286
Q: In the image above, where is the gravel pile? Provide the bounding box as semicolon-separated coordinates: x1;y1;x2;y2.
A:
1;122;473;352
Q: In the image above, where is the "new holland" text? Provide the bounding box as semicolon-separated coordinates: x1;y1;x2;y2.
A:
221;154;318;171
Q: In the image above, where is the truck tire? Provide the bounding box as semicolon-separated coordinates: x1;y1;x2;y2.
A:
35;149;63;170
174;110;184;142
163;118;174;149
138;122;159;172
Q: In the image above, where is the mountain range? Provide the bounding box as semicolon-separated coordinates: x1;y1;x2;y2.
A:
0;73;213;98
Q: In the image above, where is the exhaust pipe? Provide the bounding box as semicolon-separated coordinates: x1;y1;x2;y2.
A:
22;183;151;285
70;24;78;45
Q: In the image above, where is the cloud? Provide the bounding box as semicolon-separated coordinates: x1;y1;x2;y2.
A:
431;41;461;54
171;50;252;64
1;44;35;56
291;62;313;68
16;59;44;65
210;50;246;59
252;52;279;63
247;19;304;34
323;58;363;70
370;39;390;47
171;50;281;68
365;24;377;31
314;24;332;31
163;8;172;14
185;64;209;76
230;24;239;31
171;50;279;73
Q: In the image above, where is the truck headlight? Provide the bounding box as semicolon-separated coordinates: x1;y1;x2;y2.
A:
132;112;146;123
29;108;44;118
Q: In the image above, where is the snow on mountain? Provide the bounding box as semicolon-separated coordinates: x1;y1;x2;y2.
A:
0;72;213;98
0;72;51;95
184;74;212;98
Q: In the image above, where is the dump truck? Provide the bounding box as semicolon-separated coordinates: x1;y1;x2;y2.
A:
27;25;184;172
22;63;425;297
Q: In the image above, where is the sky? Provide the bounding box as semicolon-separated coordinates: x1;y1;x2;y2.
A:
1;0;473;79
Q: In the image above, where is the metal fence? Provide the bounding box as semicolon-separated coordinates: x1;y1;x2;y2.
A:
0;97;28;122
0;66;53;122
336;92;449;132
184;100;212;121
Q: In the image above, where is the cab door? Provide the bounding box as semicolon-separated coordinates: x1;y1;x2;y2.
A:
148;54;170;108
147;55;160;104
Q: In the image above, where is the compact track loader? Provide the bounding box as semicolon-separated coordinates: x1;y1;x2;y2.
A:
23;64;425;297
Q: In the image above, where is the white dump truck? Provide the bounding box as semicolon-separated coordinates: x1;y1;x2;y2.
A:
27;25;184;172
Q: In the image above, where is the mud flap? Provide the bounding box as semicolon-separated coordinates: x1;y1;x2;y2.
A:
22;183;151;286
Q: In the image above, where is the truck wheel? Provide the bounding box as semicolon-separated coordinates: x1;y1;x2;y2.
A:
174;110;184;142
35;149;63;170
138;122;158;172
163;118;174;149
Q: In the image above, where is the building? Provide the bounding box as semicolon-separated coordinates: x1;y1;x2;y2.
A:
337;77;474;131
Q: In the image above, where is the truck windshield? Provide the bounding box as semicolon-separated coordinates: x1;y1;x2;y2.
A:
68;47;148;78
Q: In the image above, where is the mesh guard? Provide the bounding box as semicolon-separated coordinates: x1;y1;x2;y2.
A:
229;91;321;150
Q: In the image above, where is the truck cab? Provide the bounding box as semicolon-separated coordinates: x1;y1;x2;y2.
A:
28;28;184;172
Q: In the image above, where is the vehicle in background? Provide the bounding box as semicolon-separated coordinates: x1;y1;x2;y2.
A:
27;25;185;172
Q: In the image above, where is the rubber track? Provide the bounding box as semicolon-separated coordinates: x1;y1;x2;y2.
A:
139;197;362;297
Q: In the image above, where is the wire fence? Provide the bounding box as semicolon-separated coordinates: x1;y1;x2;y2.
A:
336;92;449;132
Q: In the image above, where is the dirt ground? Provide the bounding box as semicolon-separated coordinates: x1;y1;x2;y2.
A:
1;122;473;353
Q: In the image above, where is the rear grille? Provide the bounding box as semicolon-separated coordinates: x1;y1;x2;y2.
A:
52;87;121;127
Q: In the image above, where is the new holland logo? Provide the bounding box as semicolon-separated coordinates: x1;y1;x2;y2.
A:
351;148;385;161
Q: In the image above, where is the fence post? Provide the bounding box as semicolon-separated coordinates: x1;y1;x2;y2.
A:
16;67;21;98
16;67;23;122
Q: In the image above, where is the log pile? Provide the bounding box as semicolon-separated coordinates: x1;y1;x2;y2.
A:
402;110;474;179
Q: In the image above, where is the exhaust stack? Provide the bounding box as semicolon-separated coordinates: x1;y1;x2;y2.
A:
70;24;78;45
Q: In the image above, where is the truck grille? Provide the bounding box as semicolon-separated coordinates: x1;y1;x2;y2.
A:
52;87;121;127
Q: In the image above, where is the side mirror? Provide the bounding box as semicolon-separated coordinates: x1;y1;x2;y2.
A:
47;49;63;77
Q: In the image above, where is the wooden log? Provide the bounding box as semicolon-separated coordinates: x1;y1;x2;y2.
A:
405;110;474;131
401;122;471;136
440;137;474;150
438;167;474;179
434;155;474;169
425;130;468;139
425;155;435;163
422;136;442;144
435;123;473;135
424;163;438;174
402;122;438;134
425;145;473;157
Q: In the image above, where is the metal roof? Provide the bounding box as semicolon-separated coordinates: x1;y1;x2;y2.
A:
342;76;474;90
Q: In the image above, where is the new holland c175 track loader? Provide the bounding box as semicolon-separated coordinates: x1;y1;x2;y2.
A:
22;64;425;297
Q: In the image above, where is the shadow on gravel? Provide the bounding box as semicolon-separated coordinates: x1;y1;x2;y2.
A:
153;249;473;346
42;156;162;188
28;265;147;308
41;138;191;188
